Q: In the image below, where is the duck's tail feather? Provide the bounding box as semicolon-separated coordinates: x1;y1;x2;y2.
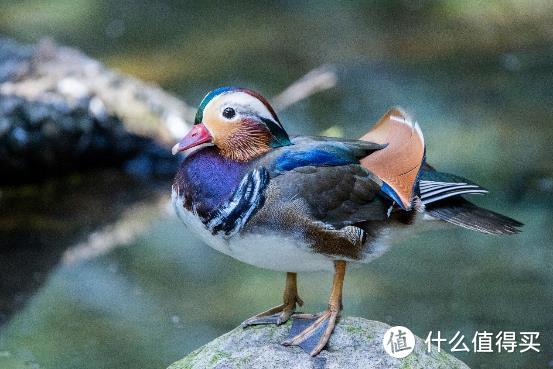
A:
425;197;523;235
417;165;489;205
359;107;425;210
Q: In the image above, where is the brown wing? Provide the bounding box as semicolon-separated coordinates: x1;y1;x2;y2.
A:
359;107;425;210
272;164;389;228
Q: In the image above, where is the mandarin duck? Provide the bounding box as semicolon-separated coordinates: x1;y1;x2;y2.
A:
171;87;522;356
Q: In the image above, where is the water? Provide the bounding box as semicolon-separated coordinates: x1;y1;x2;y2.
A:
1;1;552;368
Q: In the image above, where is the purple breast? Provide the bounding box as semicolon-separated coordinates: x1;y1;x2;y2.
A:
174;147;249;219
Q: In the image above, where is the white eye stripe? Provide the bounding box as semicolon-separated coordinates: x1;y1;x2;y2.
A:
207;92;275;122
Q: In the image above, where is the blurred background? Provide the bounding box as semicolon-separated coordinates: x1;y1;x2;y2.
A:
0;1;552;368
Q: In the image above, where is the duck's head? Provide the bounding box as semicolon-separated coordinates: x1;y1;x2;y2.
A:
172;87;291;161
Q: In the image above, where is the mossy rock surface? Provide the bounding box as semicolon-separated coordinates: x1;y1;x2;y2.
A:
168;317;469;369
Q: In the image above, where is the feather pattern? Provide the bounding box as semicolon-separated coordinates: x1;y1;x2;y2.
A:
207;167;270;237
260;136;385;176
419;180;488;204
425;197;523;235
418;165;488;204
359;108;425;210
269;163;388;228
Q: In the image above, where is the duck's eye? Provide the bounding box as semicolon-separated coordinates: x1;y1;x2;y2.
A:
222;107;236;119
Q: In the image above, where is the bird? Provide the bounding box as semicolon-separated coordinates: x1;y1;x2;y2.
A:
171;86;522;356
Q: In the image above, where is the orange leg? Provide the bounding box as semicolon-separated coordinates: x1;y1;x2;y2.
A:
282;260;346;356
242;272;303;327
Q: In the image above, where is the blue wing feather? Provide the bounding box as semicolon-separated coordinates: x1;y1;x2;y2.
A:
263;136;385;175
273;148;356;173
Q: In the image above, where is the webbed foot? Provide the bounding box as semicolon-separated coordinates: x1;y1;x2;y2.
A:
241;296;303;327
282;309;340;356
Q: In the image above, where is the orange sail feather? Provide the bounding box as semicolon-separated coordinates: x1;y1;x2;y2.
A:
359;108;425;210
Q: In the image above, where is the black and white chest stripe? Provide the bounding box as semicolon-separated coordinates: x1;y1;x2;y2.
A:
206;167;270;238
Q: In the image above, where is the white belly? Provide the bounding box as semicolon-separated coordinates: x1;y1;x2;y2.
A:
172;191;395;272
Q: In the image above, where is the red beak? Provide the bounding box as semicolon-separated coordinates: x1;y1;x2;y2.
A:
172;124;213;155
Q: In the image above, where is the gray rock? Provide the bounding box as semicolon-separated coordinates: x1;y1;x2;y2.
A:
168;317;469;369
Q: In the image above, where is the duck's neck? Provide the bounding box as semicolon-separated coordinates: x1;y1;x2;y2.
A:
174;147;252;219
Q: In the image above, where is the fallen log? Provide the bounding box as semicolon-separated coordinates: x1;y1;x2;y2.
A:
0;37;194;183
